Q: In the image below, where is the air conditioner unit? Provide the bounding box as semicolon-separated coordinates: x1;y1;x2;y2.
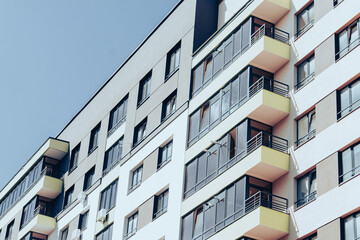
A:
97;208;107;223
78;192;87;203
71;229;81;240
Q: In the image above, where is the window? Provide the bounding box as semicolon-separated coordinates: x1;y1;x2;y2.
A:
96;224;113;240
158;141;173;168
334;0;344;6
60;227;69;240
133;118;147;146
153;189;169;219
69;143;80;172
339;142;360;183
162;91;177;121
5;220;14;240
83;166;95;191
296;55;315;90
79;211;89;231
108;95;128;134
296;109;316;147
130;165;143;190
165;42;181;78
89;123;101;154
103;137;123;174
63;185;74;208
99;180;118;211
138;72;151;105
336;18;360;59
296;169;317;208
343;212;360;240
296;3;314;37
126;212;138;238
338;78;360;119
21;196;37;228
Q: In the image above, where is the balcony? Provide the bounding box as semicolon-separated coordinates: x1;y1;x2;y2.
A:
192;18;290;99
35;168;63;199
187;76;290;153
208;193;289;240
18;206;57;239
182;190;289;240
184;131;289;202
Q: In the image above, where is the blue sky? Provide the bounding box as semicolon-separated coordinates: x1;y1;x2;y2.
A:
0;0;179;189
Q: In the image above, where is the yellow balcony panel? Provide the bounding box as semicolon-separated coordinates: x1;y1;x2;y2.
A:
252;0;290;23
34;175;63;199
248;89;290;126
44;138;69;160
249;36;290;73
208;207;289;240
246;146;289;182
18;214;56;238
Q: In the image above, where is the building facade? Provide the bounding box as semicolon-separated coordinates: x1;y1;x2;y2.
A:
0;0;359;239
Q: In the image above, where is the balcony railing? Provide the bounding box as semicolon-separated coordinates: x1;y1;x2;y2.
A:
337;98;360;119
296;129;316;147
249;76;289;98
184;132;288;199
245;191;288;214
295;19;314;38
295;191;317;209
336;37;360;60
339;165;360;183
251;24;289;45
295;72;315;90
188;77;289;147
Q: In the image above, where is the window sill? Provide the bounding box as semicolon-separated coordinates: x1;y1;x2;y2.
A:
335;40;360;62
68;165;78;175
152;209;167;221
337;104;360;122
161;110;176;123
294;197;316;212
128;181;142;195
107;117;126;137
164;67;179;82
294;73;315;92
137;95;150;109
294;135;316;150
333;0;344;8
88;145;98;156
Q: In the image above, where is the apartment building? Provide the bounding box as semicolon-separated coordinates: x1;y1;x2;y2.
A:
0;0;359;239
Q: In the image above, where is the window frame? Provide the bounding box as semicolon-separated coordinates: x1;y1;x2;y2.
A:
5;220;14;239
69;143;81;172
103;137;124;175
63;185;74;209
99;179;118;212
138;72;152;106
158;141;173;169
296;2;314;38
165;42;181;79
153;189;169;219
60;227;69;240
161;90;177;121
337;78;360;119
126;212;138;238
335;18;360;60
83;166;95;191
130;165;143;191
296;109;316;147
88;123;101;154
133;118;147;146
339;142;360;183
108;95;128;135
342;211;360;240
78;210;89;232
296;169;317;208
296;54;315;90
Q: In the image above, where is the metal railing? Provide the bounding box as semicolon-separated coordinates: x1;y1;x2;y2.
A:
296;129;316;147
337;98;360;119
295;191;317;208
339;165;360;183
251;24;290;45
295;72;315;90
249;76;289;98
245;191;288;214
153;206;167;219
336;37;360;60
247;132;288;154
102;158;121;177
295;19;314;38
